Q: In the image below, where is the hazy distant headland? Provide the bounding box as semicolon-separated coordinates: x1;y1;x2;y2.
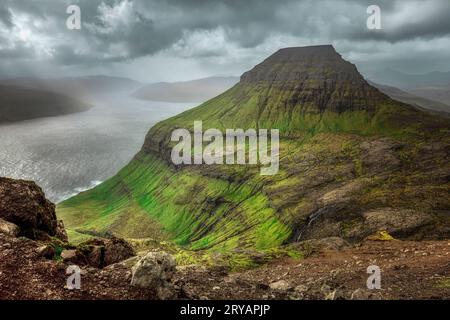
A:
0;84;91;123
132;76;239;103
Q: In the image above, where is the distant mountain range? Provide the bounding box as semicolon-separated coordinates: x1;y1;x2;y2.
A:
2;71;448;125
368;68;450;89
0;84;91;123
369;81;450;116
0;75;142;99
132;76;239;103
368;68;450;107
407;85;450;108
0;75;143;123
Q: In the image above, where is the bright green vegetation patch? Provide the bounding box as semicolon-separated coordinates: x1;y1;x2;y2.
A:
174;246;303;272
58;152;291;251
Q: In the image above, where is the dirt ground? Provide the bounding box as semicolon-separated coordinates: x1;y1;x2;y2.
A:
178;240;450;300
1;232;449;300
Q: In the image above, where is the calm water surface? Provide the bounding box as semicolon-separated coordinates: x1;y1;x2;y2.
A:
0;93;194;202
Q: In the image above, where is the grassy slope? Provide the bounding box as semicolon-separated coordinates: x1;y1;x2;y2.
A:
60;150;290;250
58;83;450;251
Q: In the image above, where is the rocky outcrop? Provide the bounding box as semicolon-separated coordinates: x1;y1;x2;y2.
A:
55;220;68;242
103;236;136;266
62;236;136;268
292;206;438;243
0;177;60;239
131;251;176;299
36;244;56;259
0;231;156;300
346;208;434;240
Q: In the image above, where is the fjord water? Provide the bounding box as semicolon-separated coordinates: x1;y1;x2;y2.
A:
0;93;194;203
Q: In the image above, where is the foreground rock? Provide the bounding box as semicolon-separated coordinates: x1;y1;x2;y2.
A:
0;177;60;239
62;236;135;268
131;251;176;299
0;232;155;300
0;218;20;237
55;220;68;242
269;280;292;291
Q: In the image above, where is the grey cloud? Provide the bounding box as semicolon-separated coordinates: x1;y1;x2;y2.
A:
0;7;13;27
0;0;449;79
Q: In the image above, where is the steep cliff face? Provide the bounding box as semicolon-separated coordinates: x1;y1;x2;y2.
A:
240;45;386;113
58;46;450;251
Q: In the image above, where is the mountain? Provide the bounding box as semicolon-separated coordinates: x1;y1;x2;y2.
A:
0;84;91;123
369;81;450;115
0;75;142;99
367;69;450;110
368;68;450;89
132;76;239;103
407;85;450;107
58;45;450;252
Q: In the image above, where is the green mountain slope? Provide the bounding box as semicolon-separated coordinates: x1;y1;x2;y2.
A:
58;45;450;251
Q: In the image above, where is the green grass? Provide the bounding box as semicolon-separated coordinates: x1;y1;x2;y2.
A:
58;151;291;251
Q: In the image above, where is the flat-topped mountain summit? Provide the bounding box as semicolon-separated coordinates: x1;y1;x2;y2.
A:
240;45;387;113
242;45;362;84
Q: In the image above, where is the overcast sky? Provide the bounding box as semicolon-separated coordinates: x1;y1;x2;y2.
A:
1;0;449;82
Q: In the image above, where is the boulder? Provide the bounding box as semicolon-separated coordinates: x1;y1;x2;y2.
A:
103;236;136;266
61;249;78;263
0;177;58;239
36;245;55;259
131;251;176;299
0;218;20;237
269;280;292;291
76;236;135;268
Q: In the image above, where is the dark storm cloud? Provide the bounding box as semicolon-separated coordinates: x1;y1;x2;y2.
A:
0;0;450;78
